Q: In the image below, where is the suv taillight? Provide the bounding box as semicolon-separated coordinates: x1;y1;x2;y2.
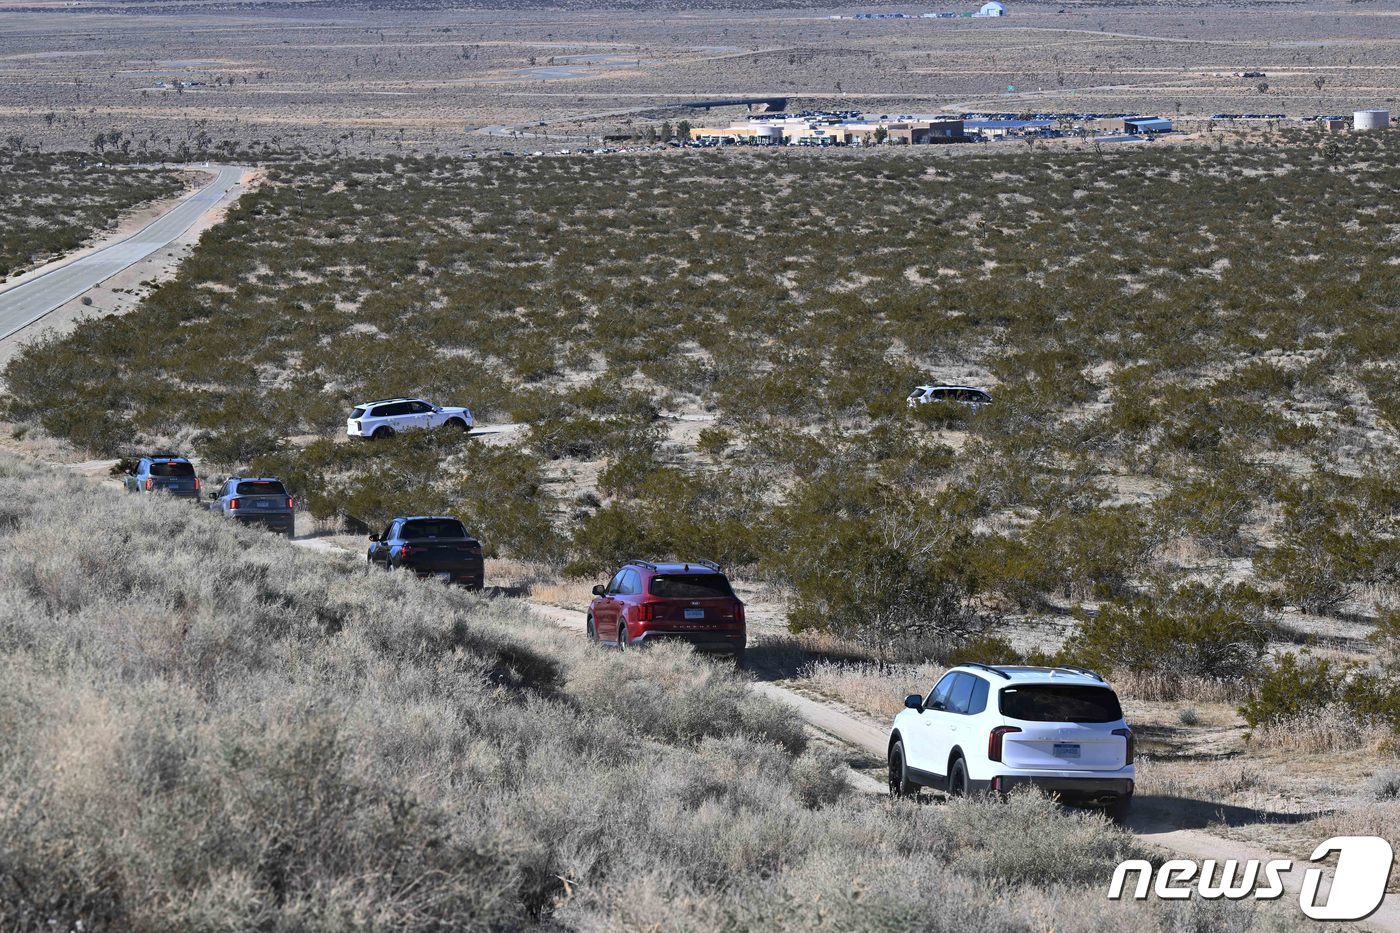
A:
145;478;153;490
399;544;413;560
228;498;241;510
988;726;1021;763
735;602;746;624
194;478;201;492
287;497;295;509
635;602;656;623
1113;727;1134;765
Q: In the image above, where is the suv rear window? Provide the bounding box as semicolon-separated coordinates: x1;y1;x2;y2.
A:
149;461;194;477
401;519;469;539
649;574;734;599
1000;685;1123;723
236;481;286;496
350;407;366;419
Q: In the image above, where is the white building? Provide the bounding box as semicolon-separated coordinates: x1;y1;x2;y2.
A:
975;1;1006;15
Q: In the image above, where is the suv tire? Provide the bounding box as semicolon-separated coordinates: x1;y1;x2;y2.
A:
616;620;629;651
444;418;469;432
888;740;920;799
373;426;395;440
586;614;597;643
947;756;970;797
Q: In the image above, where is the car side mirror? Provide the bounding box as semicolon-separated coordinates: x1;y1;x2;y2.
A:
904;694;923;710
368;534;380;542
591;584;606;596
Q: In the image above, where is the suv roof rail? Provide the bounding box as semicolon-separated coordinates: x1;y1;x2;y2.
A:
959;661;1011;680
626;559;659;571
1056;665;1105;682
695;559;723;571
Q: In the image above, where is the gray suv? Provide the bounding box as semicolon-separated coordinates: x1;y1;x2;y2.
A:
208;476;295;537
124;456;200;499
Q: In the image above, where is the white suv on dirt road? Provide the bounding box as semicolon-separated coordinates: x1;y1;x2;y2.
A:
887;663;1135;817
347;398;474;440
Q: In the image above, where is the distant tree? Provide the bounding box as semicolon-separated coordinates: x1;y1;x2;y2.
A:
677;120;691;141
874;126;888;144
660;121;673;140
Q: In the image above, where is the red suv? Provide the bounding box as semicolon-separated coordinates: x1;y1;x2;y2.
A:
587;560;746;662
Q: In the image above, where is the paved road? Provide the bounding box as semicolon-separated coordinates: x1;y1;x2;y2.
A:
0;164;245;342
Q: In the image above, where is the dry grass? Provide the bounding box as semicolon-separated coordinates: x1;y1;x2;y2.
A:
1110;669;1249;704
799;658;944;720
1247;706;1396;756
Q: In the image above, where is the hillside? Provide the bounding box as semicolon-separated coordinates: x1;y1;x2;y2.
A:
0;449;1286;930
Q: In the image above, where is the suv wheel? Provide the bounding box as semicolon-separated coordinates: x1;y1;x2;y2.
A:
616;620;628;651
586;614;597;642
947;757;969;798
372;426;395;440
443;418;469;432
888;740;919;799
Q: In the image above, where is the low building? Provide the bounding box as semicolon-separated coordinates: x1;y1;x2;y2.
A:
964;118;1052;139
974;1;1006;15
689;124;783;145
1323;117;1349;134
1124;116;1172;134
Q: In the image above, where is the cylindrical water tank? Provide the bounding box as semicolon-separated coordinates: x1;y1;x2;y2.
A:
1354;109;1390;131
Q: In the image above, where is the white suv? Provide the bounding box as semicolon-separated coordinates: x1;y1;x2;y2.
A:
887;664;1134;816
907;385;992;408
346;398;474;440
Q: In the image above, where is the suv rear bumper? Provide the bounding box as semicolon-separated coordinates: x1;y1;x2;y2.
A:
986;774;1133;803
234;513;295;535
408;564;484;590
632;630;745;654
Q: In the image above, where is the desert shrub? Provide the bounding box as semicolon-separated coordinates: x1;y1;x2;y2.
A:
1236;652;1400;735
1369;607;1400;673
1370;769;1400;802
1254;474;1400;612
1062;582;1276;681
567;466;765;576
765;473;982;652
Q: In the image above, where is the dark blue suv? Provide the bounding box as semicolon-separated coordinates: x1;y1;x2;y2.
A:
368;516;484;590
123;456;200;500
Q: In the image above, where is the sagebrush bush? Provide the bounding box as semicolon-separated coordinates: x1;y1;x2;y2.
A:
1061;582;1276;681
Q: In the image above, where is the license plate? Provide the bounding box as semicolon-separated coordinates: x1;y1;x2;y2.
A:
255;500;270;508
434;572;451;581
1053;743;1081;759
684;608;705;620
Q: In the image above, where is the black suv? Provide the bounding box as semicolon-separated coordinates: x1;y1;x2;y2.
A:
208;476;295;537
368;516;484;589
